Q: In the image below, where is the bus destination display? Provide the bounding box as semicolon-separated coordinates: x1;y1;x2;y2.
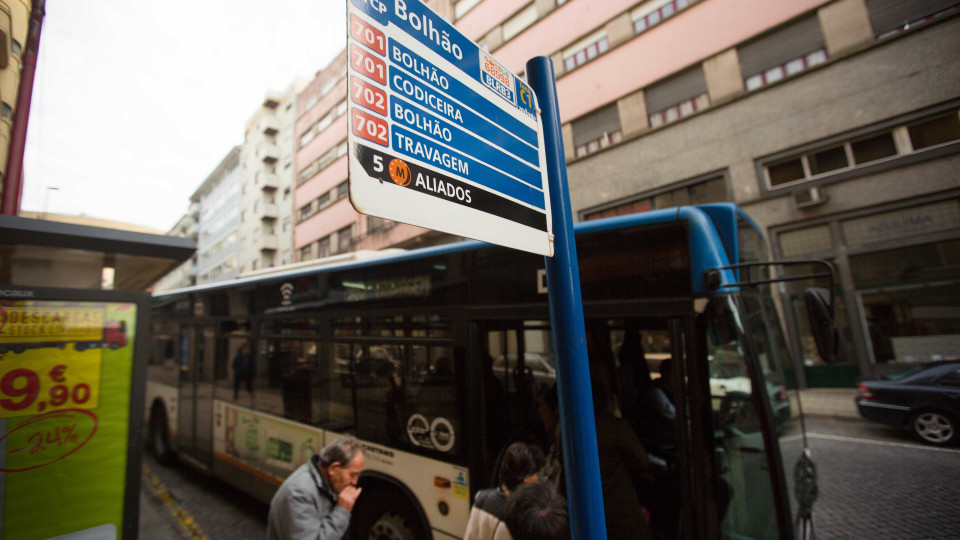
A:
346;0;554;256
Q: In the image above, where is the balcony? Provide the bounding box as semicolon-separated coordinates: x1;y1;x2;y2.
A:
259;143;279;164
261;115;279;136
259;203;278;221
262;91;282;109
260;172;278;191
260;235;278;252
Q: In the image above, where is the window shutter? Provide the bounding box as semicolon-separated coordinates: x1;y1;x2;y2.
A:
572;104;622;147
864;0;958;35
644;66;707;114
738;15;825;78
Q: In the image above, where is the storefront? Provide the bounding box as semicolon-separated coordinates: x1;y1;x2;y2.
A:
773;191;960;387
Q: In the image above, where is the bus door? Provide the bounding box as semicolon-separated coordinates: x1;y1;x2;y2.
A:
178;325;216;467
476;320;556;484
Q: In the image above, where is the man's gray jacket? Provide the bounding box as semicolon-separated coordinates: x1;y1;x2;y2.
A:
266;455;351;540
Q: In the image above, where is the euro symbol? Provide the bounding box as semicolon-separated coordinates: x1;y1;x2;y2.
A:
49;364;67;383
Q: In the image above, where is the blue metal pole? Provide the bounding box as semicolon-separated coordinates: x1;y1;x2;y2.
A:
526;56;607;540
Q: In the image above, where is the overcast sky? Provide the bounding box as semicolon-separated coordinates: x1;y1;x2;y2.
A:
20;0;347;232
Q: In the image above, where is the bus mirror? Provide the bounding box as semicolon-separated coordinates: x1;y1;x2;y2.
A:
803;287;836;364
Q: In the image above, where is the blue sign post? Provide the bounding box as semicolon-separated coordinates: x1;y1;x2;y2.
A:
527;56;608;540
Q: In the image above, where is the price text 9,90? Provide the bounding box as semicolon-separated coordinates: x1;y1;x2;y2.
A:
0;361;99;418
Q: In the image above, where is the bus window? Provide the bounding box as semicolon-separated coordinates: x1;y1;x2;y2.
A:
707;300;779;539
355;343;406;446
407;345;459;456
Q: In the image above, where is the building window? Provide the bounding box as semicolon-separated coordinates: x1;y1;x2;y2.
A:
503;4;538;40
298;100;347;149
1;102;12;119
299;244;314;261
455;0;483;19
299;139;349;186
317;236;332;259
571;103;622;158
865;0;960;38
744;50;827;91
632;0;689;35
645;66;710;128
761;108;960;189
739;15;827;92
368;216;393;233
337;181;349;200
908;112;960;150
299;202;314;222
337;225;354;253
583;175;727;220
317;192;332;211
562;31;609;72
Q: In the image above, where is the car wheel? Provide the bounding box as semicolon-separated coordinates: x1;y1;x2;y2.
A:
910;410;957;446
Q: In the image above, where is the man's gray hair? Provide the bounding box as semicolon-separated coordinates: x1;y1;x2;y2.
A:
318;434;364;468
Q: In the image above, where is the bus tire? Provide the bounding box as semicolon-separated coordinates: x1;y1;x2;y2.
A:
0;345;6;354
110;342;120;350
75;343;87;352
149;402;176;465
352;483;425;540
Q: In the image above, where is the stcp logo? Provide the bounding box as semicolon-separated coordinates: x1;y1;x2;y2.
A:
280;283;294;306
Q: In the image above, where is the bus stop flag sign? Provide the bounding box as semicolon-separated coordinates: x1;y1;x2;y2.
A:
346;0;554;256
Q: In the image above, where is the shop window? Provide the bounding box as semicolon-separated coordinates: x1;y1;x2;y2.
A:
908;112;960;150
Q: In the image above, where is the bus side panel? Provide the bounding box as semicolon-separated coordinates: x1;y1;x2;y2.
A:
211;401;471;537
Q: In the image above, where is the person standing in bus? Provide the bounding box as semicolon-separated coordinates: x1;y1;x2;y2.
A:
503;481;570;540
232;342;254;400
266;435;365;540
464;441;545;540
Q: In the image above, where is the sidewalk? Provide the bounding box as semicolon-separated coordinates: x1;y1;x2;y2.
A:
793;387;860;420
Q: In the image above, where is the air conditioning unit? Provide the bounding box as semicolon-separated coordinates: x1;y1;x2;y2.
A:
792;187;827;208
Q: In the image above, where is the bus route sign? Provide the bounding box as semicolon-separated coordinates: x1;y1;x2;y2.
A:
346;0;554;256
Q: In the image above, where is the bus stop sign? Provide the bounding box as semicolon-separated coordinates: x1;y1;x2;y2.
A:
346;0;553;256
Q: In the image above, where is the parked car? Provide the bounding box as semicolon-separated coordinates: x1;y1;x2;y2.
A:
708;363;792;424
856;362;960;446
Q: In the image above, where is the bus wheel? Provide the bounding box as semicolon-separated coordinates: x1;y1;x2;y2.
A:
12;346;25;354
75;343;87;352
368;511;415;540
353;485;423;540
149;403;176;465
109;342;120;350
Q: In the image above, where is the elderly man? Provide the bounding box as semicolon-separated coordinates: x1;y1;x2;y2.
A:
267;435;365;540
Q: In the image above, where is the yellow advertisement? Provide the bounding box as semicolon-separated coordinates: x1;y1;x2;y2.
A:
0;299;138;540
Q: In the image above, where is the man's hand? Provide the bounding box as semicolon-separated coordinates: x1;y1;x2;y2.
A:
337;485;362;511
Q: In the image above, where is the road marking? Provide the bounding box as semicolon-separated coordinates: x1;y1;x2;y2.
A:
143;463;210;539
783;432;960;454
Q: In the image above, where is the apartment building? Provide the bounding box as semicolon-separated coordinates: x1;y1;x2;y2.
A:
152;210;199;292
452;0;959;386
194;147;242;284
239;81;306;273
0;0;30;202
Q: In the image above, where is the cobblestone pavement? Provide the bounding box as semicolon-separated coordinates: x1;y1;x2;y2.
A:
783;418;960;539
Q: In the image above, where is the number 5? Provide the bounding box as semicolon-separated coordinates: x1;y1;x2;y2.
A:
373;155;384;172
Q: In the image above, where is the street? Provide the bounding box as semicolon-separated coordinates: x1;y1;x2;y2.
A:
140;417;960;539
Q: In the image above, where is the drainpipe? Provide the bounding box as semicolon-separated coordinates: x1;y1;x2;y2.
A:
1;0;45;215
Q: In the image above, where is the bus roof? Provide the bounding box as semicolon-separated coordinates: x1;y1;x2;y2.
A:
155;204;751;298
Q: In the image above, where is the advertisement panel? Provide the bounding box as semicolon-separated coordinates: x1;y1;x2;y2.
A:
0;288;147;540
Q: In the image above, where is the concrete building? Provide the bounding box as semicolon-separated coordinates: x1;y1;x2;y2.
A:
452;0;959;386
239;80;307;273
292;0;457;263
194;147;241;284
152;209;199;292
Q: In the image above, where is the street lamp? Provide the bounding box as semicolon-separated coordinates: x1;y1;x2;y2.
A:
42;186;59;218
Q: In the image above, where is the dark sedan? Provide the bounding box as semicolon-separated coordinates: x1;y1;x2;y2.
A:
856;362;960;446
